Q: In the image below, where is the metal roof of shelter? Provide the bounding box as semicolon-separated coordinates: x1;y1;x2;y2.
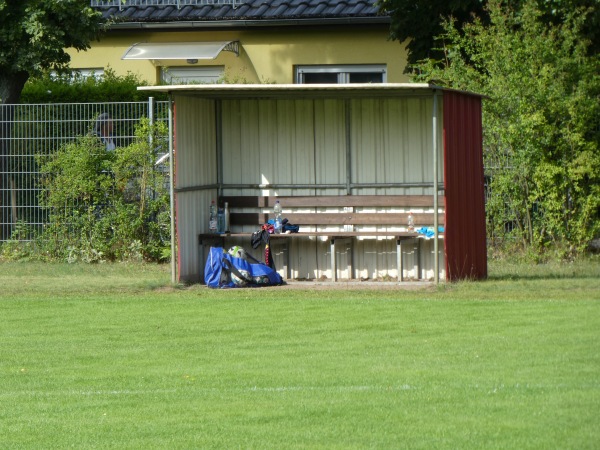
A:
138;83;485;99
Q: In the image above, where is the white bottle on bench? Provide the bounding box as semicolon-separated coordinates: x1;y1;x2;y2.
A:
274;201;282;234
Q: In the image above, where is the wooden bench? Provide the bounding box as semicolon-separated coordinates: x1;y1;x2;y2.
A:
198;195;445;281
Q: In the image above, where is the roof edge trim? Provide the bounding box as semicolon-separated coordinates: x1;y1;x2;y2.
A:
108;16;391;30
136;83;486;99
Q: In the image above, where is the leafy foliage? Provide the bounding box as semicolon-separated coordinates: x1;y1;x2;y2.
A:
0;0;106;103
377;0;487;67
412;0;600;256
21;68;168;103
378;0;599;69
36;119;171;262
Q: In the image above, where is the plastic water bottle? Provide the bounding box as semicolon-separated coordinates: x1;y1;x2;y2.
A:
209;200;217;233
274;200;282;234
217;207;225;233
407;211;415;232
224;202;230;233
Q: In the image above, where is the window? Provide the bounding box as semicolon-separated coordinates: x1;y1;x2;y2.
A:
51;68;104;80
161;66;224;84
76;68;104;79
295;65;386;84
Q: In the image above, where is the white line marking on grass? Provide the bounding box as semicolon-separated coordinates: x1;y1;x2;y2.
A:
1;385;416;398
76;389;180;396
0;389;180;398
247;385;416;392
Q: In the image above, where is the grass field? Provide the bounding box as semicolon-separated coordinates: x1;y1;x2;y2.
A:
1;260;599;449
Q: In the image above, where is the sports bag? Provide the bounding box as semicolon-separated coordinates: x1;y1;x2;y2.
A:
204;247;283;288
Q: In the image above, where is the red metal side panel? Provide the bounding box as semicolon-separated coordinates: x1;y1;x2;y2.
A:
443;91;487;280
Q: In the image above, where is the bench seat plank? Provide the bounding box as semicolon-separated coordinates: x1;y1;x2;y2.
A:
231;212;444;227
222;195;445;208
198;231;443;243
287;212;444;226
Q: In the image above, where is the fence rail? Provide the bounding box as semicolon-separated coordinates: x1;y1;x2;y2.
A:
0;99;169;242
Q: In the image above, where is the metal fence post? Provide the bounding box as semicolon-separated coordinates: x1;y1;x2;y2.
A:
148;96;154;149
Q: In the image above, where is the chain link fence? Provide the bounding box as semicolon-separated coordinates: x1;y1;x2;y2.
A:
0;99;169;242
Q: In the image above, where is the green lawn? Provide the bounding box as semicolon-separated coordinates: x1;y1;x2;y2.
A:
1;260;599;449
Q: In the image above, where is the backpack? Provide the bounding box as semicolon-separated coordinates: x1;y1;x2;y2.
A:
204;247;283;288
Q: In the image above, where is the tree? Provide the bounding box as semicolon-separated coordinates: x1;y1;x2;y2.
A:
412;0;600;256
0;0;105;240
378;0;599;69
0;0;104;104
377;0;487;67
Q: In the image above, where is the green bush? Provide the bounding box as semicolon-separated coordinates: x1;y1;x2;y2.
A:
34;118;171;262
21;68;168;103
412;0;600;256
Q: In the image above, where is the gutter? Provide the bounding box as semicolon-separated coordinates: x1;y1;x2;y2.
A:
107;16;391;30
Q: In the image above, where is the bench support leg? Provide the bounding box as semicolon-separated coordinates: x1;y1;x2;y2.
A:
285;240;290;280
330;238;337;282
416;238;421;280
397;238;403;282
349;240;354;280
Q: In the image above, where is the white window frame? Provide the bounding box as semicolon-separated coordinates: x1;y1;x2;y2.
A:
295;64;387;84
161;66;224;85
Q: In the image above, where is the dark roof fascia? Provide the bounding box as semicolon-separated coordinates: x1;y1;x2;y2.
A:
108;16;391;31
136;83;487;101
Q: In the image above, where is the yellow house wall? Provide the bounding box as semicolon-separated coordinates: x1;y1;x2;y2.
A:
67;26;409;84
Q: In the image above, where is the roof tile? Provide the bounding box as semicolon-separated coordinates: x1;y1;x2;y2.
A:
98;0;384;24
307;3;327;14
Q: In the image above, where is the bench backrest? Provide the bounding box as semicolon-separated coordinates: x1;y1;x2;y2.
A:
220;195;445;229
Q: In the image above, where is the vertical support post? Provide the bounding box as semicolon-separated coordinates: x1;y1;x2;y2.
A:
416;239;421;280
432;90;440;284
168;95;176;284
215;100;223;199
349;239;354;280
345;100;352;195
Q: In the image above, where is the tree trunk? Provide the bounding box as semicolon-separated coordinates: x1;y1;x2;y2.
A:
0;70;29;105
0;70;29;240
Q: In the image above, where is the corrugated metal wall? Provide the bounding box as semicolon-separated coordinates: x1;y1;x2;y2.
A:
349;97;444;281
173;95;218;280
220;98;347;280
442;91;487;280
352;97;439;191
174;94;446;282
